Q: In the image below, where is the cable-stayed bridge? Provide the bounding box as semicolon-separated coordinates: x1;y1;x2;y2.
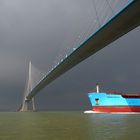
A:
19;0;140;111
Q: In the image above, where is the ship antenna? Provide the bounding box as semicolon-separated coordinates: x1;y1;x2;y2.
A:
96;83;100;93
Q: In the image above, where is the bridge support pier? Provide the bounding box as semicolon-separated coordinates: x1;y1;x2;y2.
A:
20;100;29;112
20;98;36;112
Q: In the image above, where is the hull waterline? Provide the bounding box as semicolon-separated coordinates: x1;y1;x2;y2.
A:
92;106;140;113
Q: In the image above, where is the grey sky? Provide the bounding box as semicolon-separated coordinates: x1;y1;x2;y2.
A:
0;0;139;111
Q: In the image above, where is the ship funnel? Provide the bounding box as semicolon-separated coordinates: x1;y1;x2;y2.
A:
96;84;100;93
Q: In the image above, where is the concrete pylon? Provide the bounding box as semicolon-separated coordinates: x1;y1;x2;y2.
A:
19;61;36;112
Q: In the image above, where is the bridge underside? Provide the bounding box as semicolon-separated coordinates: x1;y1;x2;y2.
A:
26;1;140;101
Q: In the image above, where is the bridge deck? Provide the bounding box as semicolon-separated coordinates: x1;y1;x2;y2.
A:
27;1;140;100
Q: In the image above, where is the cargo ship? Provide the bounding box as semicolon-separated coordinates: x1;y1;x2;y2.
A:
88;84;140;113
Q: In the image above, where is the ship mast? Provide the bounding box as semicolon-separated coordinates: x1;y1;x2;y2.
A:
96;83;100;93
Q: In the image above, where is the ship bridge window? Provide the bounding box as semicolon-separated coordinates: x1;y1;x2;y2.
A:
95;98;99;105
95;98;99;101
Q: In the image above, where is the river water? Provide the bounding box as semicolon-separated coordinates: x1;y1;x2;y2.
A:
0;112;139;140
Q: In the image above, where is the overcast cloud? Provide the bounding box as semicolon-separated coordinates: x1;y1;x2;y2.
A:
0;0;139;111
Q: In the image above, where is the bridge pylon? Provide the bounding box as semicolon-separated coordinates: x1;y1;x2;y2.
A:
19;61;38;112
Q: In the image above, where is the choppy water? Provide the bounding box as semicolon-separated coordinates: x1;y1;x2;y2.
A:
0;112;139;140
